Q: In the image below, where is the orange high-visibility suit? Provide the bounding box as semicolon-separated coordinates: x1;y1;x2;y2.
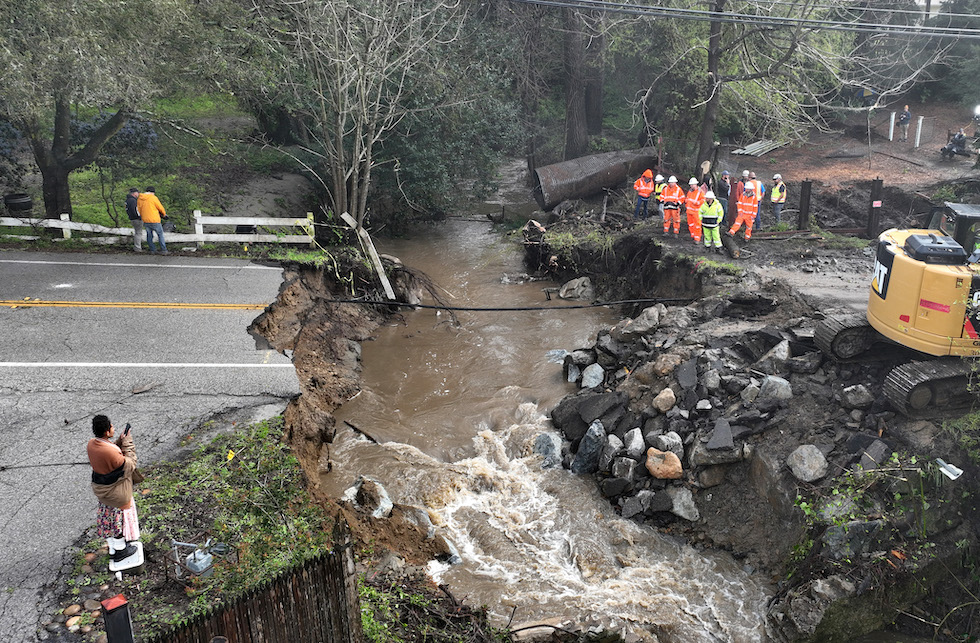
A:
685;186;705;243
728;189;759;240
660;183;685;234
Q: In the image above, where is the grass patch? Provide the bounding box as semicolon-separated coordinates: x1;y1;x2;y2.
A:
91;417;337;639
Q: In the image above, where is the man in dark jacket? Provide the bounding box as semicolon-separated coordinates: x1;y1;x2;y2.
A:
125;188;142;252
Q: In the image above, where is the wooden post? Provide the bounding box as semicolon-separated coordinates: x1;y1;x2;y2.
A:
867;177;883;239
914;115;924;149
797;179;812;231
888;111;896;141
194;210;204;248
307;212;315;248
59;213;71;239
339;213;396;300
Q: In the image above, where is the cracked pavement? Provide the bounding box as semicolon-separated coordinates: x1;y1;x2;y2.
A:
0;250;299;642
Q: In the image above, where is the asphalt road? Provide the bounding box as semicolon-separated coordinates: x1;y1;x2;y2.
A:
0;250;299;642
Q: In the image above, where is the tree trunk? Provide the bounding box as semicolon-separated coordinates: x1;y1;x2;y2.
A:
22;93;129;218
563;8;589;161
584;23;604;135
39;162;74;219
696;0;725;169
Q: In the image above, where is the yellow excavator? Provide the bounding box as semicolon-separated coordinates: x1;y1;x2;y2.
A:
815;202;980;414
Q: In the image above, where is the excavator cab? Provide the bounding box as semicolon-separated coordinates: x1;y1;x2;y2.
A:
867;202;980;358
922;202;980;254
818;202;980;413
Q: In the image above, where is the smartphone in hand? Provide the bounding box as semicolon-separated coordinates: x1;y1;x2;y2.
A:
124;423;132;436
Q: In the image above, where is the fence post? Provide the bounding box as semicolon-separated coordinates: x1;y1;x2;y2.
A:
194;210;204;248
307;212;315;248
59;213;71;239
867;178;883;239
797;179;812;231
914;115;924;148
888;112;896;141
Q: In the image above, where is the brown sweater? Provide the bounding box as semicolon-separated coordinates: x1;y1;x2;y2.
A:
87;434;137;510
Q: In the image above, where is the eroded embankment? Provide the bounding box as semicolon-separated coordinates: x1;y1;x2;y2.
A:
248;260;464;564
541;231;980;641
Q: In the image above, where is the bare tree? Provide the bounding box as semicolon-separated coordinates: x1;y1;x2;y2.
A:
633;0;950;168
250;0;463;231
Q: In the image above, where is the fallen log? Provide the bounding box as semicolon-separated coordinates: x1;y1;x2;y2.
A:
532;149;658;211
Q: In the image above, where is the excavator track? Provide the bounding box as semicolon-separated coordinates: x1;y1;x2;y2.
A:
883;359;980;416
814;314;876;360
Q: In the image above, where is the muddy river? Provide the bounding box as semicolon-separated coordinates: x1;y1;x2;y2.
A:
321;219;770;641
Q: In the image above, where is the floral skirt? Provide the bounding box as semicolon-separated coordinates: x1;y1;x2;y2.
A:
95;501;141;541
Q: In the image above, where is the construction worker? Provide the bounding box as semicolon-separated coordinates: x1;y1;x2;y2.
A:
660;176;685;235
685;177;705;244
633;169;656;219
728;170;748;227
728;184;758;241
770;174;787;225
699;191;725;253
749;171;765;229
654;174;666;220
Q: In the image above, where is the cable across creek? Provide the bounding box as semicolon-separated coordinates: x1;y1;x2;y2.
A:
315;296;691;312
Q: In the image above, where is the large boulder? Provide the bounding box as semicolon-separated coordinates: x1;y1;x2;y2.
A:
842;384;875;409
667;486;700;521
598;433;624;473
610;304;666;340
758;375;793;401
653;387;677;413
558;276;595;300
689;441;743;467
706;418;735;451
623;427;646;460
580;363;605;389
533;433;563;469
787;444;828;482
346;476;393;519
551;391;627;441
570;420;606;474
650;431;684;460
645;447;683;479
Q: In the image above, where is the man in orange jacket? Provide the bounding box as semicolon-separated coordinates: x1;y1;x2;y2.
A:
633;169;656;220
727;184;758;240
684;177;705;244
137;186;169;254
660;176;685;235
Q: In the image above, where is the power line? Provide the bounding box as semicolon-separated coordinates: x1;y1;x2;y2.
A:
673;0;980;23
508;0;980;39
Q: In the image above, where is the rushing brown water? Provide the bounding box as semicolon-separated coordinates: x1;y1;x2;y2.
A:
322;219;770;642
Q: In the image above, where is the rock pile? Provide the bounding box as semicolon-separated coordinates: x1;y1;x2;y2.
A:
546;272;977;639
547;279;904;540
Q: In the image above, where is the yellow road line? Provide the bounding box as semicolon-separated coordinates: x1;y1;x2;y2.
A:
1;299;267;310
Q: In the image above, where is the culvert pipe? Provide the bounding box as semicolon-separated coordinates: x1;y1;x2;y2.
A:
532;149;658;211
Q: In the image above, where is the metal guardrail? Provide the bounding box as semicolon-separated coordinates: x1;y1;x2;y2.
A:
0;210;315;246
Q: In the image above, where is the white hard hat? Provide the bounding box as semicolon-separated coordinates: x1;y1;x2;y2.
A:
668;176;677;183
773;173;782;180
655;174;664;182
744;185;755;193
742;170;750;177
705;191;715;199
689;177;698;185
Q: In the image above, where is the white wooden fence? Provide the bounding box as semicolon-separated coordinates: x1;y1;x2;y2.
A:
0;210;315;247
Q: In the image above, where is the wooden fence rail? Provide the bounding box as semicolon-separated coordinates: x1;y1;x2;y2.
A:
0;210;315;247
147;521;362;643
